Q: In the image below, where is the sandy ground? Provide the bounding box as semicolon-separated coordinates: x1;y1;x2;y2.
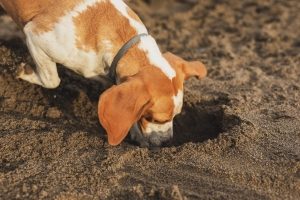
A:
0;0;300;199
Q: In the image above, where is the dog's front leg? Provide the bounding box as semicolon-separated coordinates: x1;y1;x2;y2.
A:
17;23;61;89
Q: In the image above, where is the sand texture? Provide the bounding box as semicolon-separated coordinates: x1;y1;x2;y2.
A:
0;0;300;199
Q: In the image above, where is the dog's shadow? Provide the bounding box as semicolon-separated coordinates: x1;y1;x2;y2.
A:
41;66;112;124
0;7;5;15
45;67;110;105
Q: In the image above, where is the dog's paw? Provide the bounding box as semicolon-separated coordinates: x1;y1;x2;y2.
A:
16;62;34;79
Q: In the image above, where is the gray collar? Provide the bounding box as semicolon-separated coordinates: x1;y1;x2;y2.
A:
108;33;148;84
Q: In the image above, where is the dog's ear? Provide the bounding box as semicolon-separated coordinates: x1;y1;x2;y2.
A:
98;78;152;146
163;52;207;80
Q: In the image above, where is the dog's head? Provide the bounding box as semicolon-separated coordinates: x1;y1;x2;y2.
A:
98;52;206;147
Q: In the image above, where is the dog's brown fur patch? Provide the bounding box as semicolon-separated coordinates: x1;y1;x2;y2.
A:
0;0;84;30
73;1;151;80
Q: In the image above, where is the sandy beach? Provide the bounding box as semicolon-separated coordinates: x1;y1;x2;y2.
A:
0;0;299;199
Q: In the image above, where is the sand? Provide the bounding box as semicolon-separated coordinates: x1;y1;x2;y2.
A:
0;0;299;199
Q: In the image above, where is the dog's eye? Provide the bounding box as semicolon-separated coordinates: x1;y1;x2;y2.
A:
153;119;166;124
151;119;168;124
144;116;169;124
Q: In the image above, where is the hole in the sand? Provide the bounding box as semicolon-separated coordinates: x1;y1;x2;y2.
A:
170;106;222;146
167;101;241;147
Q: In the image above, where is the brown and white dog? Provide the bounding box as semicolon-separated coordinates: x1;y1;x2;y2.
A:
0;0;207;147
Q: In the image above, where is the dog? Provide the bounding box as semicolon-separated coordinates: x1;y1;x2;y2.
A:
0;0;207;147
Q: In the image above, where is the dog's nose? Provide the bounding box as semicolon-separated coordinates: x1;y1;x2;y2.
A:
147;128;173;147
130;123;173;147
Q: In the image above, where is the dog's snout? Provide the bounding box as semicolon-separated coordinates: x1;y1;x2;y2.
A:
130;123;173;147
147;129;173;147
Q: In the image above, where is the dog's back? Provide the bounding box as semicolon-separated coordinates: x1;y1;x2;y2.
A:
0;0;51;26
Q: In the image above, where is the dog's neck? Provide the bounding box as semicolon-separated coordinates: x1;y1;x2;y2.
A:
112;35;175;83
115;42;150;83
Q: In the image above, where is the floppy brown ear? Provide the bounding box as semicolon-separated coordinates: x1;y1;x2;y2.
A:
98;78;151;146
163;52;207;80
